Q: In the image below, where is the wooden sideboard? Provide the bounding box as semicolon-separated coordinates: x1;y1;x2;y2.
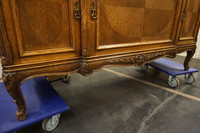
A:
0;0;199;121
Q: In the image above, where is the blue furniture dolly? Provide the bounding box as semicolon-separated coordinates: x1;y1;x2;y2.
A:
0;77;70;133
141;58;199;88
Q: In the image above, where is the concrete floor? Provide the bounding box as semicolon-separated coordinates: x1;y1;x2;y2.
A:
16;56;200;133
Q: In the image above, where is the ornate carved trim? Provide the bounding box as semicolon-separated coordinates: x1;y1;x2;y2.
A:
83;48;89;56
1;56;8;66
2;72;15;94
78;52;166;75
78;62;90;75
2;72;26;121
109;52;165;66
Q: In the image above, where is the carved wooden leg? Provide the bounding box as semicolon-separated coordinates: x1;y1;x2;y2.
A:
184;50;195;71
2;73;26;121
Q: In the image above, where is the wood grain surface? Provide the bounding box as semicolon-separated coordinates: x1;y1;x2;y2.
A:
0;0;199;121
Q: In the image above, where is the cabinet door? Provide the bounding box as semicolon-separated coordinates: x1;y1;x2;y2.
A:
82;0;182;57
2;0;81;64
179;0;200;41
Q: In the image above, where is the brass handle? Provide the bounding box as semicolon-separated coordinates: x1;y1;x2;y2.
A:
74;0;81;19
91;0;97;19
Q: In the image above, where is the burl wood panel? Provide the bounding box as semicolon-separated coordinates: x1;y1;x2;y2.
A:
16;0;71;51
12;0;78;57
180;0;200;40
98;0;178;46
1;0;81;65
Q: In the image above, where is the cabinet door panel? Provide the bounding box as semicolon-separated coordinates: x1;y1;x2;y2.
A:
6;0;81;63
99;0;176;45
84;0;182;56
180;0;200;40
16;0;72;52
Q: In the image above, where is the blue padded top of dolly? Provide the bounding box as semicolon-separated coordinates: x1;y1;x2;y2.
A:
0;77;69;133
148;58;199;76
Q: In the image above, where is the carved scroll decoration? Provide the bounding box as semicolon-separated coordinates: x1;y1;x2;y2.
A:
1;56;8;66
109;52;166;66
78;62;89;74
2;72;26;121
2;73;15;94
78;52;166;75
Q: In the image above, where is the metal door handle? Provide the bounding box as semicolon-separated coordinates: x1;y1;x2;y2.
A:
91;0;97;19
74;0;81;19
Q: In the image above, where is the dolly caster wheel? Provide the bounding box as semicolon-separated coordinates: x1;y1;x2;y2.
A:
185;73;195;84
168;76;180;88
141;64;148;71
42;114;61;132
62;74;71;83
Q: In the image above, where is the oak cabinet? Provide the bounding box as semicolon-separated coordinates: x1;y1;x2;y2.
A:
0;0;199;121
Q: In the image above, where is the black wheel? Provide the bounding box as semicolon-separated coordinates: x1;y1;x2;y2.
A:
185;73;195;84
168;76;180;88
141;64;148;71
42;114;61;132
62;74;71;83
